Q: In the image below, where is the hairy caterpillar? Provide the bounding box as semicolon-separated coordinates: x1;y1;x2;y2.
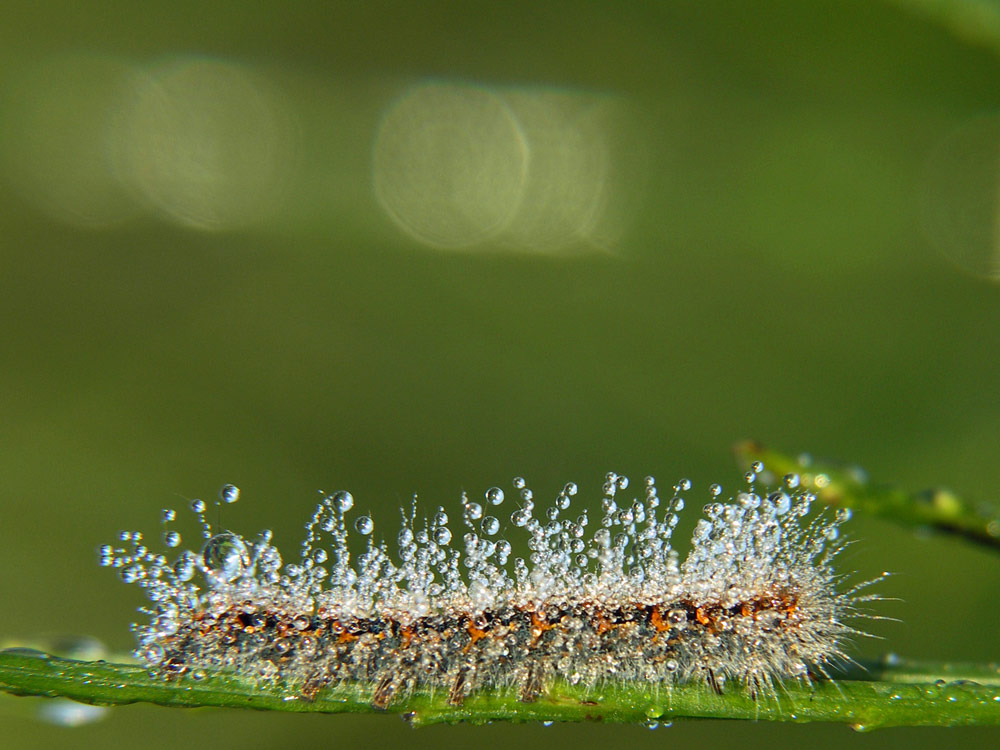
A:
100;467;879;709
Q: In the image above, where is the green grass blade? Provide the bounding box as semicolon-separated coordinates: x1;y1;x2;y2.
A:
735;442;1000;552
2;650;999;729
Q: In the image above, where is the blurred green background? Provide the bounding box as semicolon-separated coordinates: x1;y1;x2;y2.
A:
2;0;1000;746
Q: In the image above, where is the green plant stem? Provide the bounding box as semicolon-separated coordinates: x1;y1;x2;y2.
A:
734;442;1000;552
1;650;999;729
884;0;1000;57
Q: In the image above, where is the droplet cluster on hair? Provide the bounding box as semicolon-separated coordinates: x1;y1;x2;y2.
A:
100;467;873;707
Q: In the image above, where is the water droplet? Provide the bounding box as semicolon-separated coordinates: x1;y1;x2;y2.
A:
678;478;691;491
881;652;902;667
163;531;181;548
201;532;249;581
37;698;109;727
354;516;373;535
138;643;165;664
708;483;722;497
174;555;195;582
433;526;452;545
486;487;505;505
331;490;354;513
162;509;176;522
465;501;483;520
783;473;800;489
513;477;526;490
564;482;578;496
220;484;240;504
190;499;206;513
482;516;500;536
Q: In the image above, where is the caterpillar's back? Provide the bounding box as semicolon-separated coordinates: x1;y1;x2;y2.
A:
100;469;876;707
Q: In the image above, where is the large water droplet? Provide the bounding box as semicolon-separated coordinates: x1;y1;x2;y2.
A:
331;490;354;513
433;526;452;545
354;516;373;535
220;484;240;504
486;487;505;505
202;532;249;581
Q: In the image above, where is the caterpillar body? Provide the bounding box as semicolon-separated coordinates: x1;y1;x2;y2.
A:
100;469;877;708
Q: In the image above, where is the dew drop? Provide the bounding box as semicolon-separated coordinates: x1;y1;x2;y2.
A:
678;478;692;491
162;509;176;522
163;531;181;548
354;516;373;535
202;533;249;581
139;643;165;665
564;482;578;496
433;526;452;545
174;555;195;582
486;487;505;505
482;516;500;536
191;499;206;513
708;483;722;497
332;491;354;513
220;484;240;504
783;473;800;489
513;477;526;490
